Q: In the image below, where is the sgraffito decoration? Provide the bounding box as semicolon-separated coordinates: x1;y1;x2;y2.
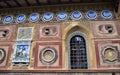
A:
0;44;11;69
95;40;120;68
35;42;62;70
12;41;31;65
17;27;34;41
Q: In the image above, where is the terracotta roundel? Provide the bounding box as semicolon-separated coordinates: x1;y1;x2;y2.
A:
71;11;82;20
102;46;118;62
29;13;39;22
42;50;55;62
16;14;26;23
39;47;58;65
101;10;112;19
4;15;13;23
0;48;6;64
57;12;67;20
86;10;97;19
43;12;53;21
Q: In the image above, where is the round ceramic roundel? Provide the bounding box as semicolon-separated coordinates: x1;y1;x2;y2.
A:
4;15;13;23
43;50;55;62
71;11;82;20
16;14;26;23
29;13;39;22
103;47;118;62
0;48;6;64
86;10;97;19
101;10;112;19
43;12;53;21
57;12;67;20
40;47;57;65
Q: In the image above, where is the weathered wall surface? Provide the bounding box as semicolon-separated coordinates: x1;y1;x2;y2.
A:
0;73;116;75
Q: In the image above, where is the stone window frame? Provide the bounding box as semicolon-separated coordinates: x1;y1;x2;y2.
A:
67;31;90;69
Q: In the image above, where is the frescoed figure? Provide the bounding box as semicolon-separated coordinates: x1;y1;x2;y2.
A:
15;45;29;58
12;41;31;65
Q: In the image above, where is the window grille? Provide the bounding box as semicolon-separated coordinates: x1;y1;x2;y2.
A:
70;35;88;69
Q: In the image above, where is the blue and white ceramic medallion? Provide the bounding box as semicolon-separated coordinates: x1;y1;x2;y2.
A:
86;10;97;19
57;12;67;20
29;13;39;22
71;11;82;20
101;10;112;19
16;14;26;23
43;12;53;21
4;15;13;23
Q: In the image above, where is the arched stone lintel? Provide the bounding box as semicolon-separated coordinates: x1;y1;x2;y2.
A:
62;21;93;41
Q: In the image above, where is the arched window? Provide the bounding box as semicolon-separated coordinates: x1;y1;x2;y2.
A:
68;31;88;69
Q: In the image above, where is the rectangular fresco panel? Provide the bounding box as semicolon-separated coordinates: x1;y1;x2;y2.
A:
12;41;31;65
17;27;34;41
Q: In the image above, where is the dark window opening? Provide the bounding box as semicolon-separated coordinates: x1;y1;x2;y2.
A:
70;35;88;69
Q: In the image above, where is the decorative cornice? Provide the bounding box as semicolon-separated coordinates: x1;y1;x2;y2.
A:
0;2;113;14
0;2;115;25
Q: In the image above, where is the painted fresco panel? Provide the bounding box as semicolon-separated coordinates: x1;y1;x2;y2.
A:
12;41;31;65
17;27;34;41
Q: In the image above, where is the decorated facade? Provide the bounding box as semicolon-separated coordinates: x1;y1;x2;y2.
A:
0;0;120;75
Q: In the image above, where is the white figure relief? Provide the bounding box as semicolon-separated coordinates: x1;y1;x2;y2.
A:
0;30;8;38
99;25;113;34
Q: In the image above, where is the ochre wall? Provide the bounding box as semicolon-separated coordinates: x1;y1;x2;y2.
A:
0;20;120;72
0;2;120;73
